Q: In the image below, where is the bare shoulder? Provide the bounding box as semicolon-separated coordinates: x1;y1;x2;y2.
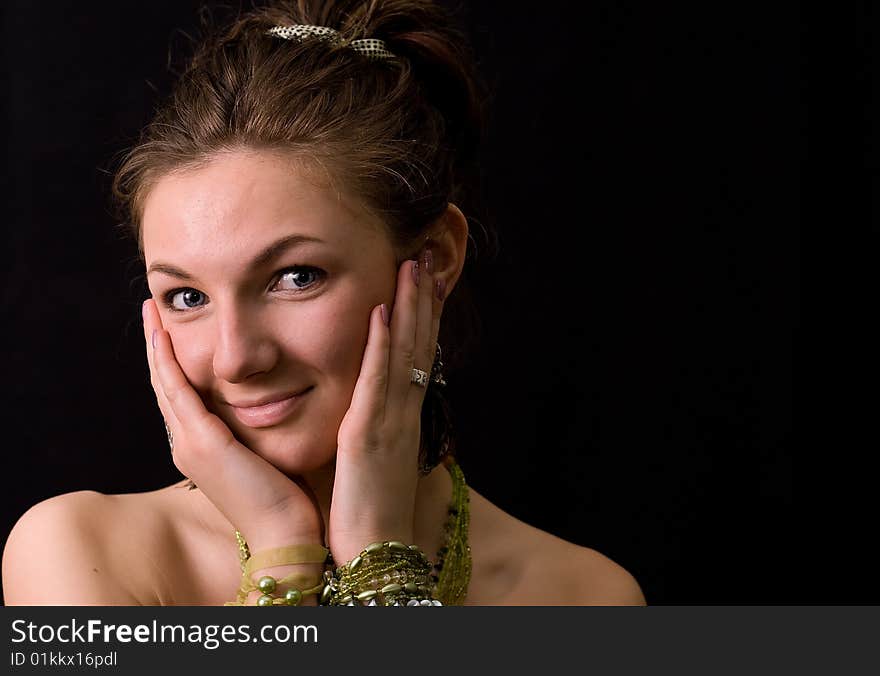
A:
468;489;646;606
2;489;167;605
539;535;647;606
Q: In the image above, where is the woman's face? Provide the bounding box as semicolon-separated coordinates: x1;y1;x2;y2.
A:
142;149;398;475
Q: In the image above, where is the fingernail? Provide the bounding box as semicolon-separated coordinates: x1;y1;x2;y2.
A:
380;303;389;326
142;299;148;321
151;329;157;349
435;278;446;301
412;259;420;287
424;248;434;275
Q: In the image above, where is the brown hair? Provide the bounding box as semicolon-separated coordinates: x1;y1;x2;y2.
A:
111;0;495;470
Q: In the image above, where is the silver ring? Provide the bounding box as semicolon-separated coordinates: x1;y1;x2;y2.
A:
410;368;429;388
164;421;174;453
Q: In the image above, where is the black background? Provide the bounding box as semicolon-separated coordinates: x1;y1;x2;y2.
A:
1;1;804;604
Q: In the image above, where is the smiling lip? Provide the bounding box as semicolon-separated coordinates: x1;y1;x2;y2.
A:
227;388;312;428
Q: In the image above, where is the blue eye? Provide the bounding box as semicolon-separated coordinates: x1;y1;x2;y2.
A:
166;289;207;311
274;267;323;291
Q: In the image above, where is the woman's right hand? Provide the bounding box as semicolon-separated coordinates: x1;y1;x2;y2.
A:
141;299;323;552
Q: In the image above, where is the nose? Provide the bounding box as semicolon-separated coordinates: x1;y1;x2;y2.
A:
211;303;280;383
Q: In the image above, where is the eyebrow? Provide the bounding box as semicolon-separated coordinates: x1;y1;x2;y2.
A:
147;233;325;281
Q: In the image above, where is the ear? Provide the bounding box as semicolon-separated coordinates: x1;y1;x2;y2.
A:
424;203;469;298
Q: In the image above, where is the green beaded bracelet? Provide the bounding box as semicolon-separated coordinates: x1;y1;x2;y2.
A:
321;541;440;606
223;537;330;607
253;574;323;606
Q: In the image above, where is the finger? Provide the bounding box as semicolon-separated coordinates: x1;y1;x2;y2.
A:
149;320;246;485
150;323;235;455
429;273;444;375
428;259;446;385
142;298;178;429
338;303;391;453
386;258;421;410
406;247;438;414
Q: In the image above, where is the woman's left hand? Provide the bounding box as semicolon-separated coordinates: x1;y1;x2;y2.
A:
328;248;443;563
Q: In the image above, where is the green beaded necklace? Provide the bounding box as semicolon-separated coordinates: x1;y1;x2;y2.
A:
433;458;471;605
234;458;471;606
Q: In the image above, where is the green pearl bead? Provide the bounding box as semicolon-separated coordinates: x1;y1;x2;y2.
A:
257;576;277;593
257;595;274;607
284;589;302;606
364;542;385;554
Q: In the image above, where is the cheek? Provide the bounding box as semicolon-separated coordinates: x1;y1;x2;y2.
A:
299;301;372;382
165;324;214;386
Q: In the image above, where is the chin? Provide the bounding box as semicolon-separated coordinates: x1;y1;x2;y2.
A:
233;424;337;476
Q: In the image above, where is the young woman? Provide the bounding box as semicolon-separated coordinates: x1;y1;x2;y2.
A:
2;0;645;606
